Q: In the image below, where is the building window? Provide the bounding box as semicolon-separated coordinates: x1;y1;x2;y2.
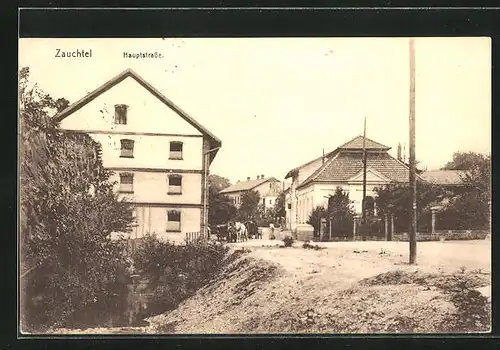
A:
114;104;128;125
120;139;134;158
288;203;291;210
168;175;182;194
269;199;272;205
169;141;183;160
166;210;181;232
119;173;134;193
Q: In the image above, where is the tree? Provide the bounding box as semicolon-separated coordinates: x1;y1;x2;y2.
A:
442;151;490;171
327;187;355;238
208;174;231;192
439;152;491;230
20;67;135;330
208;185;237;226
207;174;236;226
374;180;447;233
273;191;286;220
307;206;328;238
237;190;261;222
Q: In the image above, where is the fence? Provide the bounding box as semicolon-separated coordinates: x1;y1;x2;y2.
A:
185;231;207;244
311;228;488;243
393;230;488;242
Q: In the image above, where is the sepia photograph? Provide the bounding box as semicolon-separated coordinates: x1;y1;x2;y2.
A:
18;37;491;335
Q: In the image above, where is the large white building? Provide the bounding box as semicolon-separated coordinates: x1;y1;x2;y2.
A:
284;136;413;230
54;68;221;241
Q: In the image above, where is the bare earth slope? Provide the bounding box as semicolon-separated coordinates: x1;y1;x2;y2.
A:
147;240;491;334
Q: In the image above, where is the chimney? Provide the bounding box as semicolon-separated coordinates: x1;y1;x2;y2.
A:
397;142;402;161
247;177;250;181
261;174;264;179
256;175;260;179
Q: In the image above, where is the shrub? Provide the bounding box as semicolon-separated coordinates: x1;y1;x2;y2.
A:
307;206;328;238
19;68;135;331
302;241;326;250
131;234;230;318
283;236;294;247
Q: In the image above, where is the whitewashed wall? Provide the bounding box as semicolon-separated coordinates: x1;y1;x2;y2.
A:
58;76;203;136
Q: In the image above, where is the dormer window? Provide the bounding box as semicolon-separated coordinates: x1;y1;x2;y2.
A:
169;141;183;160
120;139;134;158
114;104;128;124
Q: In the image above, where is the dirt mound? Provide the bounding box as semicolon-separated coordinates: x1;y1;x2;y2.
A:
147;249;284;333
359;270;491;333
147;253;490;334
360;269;489;290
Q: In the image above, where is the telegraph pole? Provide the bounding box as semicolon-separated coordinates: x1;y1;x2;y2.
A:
409;37;417;264
361;117;367;225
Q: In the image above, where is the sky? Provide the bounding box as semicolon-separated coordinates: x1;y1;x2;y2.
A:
19;37;491;185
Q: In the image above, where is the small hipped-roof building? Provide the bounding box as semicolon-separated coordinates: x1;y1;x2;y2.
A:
420;170;466;186
284;135;415;230
220;175;282;209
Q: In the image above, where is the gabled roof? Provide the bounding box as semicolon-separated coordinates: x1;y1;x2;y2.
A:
347;167;392;183
220;177;279;194
265;184;282;197
297;151;417;190
338;135;391;151
420;170;466;186
53;68;222;150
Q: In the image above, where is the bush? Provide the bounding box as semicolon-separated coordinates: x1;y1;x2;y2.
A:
131;234;230;318
283;236;294;247
19;68;135;332
307;206;328;238
302;241;326;250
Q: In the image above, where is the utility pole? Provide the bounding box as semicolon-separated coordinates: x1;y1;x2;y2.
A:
409;37;417;264
361;117;368;225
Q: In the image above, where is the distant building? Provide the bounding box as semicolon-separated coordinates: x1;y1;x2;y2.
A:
54;68;221;241
284;135;415;230
220;175;282;210
420;170;466;187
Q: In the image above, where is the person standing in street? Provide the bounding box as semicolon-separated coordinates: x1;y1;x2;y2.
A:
269;222;275;240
